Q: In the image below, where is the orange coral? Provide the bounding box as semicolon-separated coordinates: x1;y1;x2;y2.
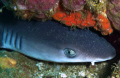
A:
53;6;96;28
95;14;113;35
53;5;113;35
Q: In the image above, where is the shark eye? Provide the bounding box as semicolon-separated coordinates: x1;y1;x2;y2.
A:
64;48;76;58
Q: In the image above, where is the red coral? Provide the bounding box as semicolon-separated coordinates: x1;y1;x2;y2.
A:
95;14;113;35
53;5;113;35
1;0;113;35
53;5;96;28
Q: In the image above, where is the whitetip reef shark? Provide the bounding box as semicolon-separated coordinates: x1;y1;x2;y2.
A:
0;10;116;65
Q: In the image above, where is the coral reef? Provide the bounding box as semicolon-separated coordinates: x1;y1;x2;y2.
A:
107;0;120;31
34;61;111;78
86;0;107;15
0;50;16;69
61;0;86;11
53;4;112;35
1;0;59;19
53;5;96;27
95;14;113;35
111;60;120;78
0;50;38;78
1;0;113;35
0;57;16;69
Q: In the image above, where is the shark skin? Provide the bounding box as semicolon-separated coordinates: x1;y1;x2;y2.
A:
0;10;116;65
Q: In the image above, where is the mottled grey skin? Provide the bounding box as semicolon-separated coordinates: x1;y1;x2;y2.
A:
0;11;116;64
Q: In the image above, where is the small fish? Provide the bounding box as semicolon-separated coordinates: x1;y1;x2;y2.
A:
0;11;116;65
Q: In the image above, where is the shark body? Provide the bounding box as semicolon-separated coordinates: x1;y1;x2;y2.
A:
0;11;116;65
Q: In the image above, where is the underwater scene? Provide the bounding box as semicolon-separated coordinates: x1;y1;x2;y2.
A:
0;0;120;78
